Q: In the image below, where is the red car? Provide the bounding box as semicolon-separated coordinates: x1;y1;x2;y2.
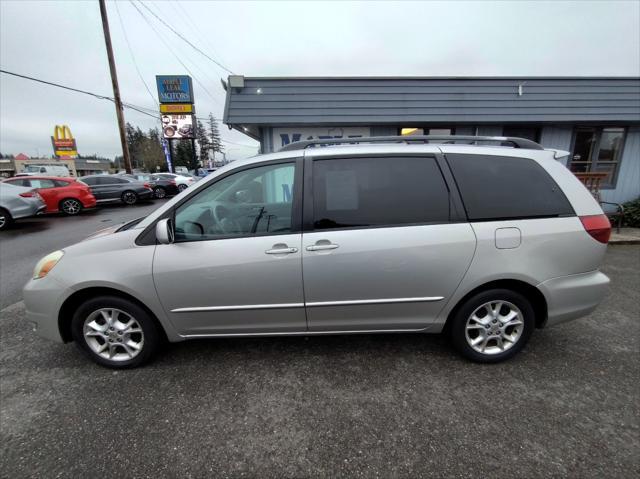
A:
2;176;96;215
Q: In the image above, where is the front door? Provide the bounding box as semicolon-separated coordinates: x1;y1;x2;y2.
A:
152;160;306;336
302;154;476;331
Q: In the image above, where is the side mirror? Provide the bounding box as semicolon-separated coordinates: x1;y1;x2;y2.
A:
156;218;174;244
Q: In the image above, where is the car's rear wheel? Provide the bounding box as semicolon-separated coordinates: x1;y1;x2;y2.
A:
450;289;534;363
71;296;161;368
153;186;167;199
121;190;138;205
0;208;12;231
60;198;83;215
177;183;188;192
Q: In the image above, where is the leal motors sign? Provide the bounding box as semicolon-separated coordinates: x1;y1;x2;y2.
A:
156;75;194;103
51;125;78;158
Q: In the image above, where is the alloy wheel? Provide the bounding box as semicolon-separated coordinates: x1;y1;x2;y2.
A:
464;300;524;355
178;184;187;192
61;199;81;215
0;214;5;229
83;308;144;361
122;192;137;204
154;187;166;199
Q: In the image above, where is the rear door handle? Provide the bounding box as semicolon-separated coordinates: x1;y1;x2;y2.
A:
265;245;298;255
306;243;339;251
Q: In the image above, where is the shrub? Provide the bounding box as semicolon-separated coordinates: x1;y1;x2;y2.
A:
622;197;640;227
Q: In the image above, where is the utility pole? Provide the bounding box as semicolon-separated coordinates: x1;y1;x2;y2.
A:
98;0;132;174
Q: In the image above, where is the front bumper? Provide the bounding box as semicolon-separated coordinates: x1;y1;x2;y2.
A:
23;275;69;343
538;270;610;328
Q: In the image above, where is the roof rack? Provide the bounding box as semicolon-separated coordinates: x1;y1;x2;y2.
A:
279;135;544;152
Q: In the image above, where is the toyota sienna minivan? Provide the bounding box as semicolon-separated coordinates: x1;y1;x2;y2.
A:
24;136;611;368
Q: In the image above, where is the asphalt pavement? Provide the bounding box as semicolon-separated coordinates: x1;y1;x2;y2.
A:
0;231;638;477
0;201;161;309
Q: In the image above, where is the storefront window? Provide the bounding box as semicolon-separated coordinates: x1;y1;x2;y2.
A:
502;126;541;142
400;128;453;136
569;127;626;188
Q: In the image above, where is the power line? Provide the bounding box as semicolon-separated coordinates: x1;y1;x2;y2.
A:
0;69;256;147
113;0;158;107
137;0;234;75
129;0;224;109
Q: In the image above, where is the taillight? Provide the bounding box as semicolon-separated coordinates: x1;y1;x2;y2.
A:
169;180;176;185
143;182;151;189
580;214;611;244
19;191;35;198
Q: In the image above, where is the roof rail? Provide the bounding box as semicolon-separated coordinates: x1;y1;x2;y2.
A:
278;135;544;151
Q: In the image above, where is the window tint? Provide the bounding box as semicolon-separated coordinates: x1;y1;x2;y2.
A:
54;180;71;187
175;163;296;242
447;154;574;220
97;176;127;185
312;157;450;230
6;179;29;187
81;177;97;186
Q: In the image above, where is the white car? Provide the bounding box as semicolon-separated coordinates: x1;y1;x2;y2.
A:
154;173;196;192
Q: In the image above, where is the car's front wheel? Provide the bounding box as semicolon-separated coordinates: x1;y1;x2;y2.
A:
71;296;162;368
177;183;188;192
449;289;534;363
121;190;138;205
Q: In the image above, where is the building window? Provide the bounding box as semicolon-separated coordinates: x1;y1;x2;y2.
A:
570;127;626;188
400;128;454;136
502;126;541;142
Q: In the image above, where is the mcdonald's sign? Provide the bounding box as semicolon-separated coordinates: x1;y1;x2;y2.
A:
51;125;78;158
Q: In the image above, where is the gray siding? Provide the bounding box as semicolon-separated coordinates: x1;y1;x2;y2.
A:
225;77;640;126
601;127;640;204
539;126;573;166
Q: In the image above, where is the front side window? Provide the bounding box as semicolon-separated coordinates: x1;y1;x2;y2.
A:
312;156;450;230
447;154;574;220
174;162;295;242
570;127;626;187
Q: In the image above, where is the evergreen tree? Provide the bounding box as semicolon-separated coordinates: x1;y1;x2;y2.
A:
196;120;211;165
208;113;224;155
174;140;197;171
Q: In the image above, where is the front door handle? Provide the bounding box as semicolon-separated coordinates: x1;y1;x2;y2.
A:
265;244;298;255
306;243;339;252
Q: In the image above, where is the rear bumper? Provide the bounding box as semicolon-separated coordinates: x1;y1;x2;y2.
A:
538;270;610;328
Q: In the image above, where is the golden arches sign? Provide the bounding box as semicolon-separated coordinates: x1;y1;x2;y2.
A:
51;124;77;157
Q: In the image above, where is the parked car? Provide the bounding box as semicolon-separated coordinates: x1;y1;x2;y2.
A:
24;135;612;368
3;176;96;215
0;182;46;230
154;172;196;192
17;164;71;177
118;173;179;199
78;175;154;205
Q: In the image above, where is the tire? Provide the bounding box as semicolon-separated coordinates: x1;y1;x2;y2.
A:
177;183;188;192
59;198;83;216
0;207;12;231
71;296;162;369
153;186;167;199
449;288;535;363
121;190;138;205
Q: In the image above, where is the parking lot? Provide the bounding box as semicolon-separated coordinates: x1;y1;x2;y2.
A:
0;205;637;478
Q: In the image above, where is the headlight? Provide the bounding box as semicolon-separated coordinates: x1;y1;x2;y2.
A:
33;250;64;280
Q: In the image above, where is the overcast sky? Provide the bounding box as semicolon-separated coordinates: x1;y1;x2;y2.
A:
1;0;639;159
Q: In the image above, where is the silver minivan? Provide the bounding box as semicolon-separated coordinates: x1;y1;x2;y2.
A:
24;136;611;368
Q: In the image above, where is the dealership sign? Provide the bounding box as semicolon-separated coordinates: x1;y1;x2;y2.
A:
156;75;194;103
51;125;78;158
161;114;194;139
159;103;194;114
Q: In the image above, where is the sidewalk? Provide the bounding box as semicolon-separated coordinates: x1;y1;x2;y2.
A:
610;227;640;245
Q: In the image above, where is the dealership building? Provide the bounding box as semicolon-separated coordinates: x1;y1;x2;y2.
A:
223;76;640;204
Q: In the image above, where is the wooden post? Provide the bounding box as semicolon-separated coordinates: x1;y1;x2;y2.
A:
99;0;132;174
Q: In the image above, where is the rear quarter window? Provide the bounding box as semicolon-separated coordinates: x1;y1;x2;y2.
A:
446;154;574;220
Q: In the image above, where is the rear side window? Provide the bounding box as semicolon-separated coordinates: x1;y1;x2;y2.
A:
312;156;450;230
81;177;97;186
447;154;574;220
54;180;71;187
